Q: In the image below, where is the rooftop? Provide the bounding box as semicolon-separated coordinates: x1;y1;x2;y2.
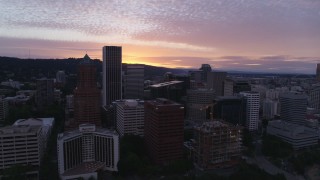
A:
150;80;183;88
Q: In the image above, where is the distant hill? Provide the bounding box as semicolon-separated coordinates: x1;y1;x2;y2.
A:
0;56;188;82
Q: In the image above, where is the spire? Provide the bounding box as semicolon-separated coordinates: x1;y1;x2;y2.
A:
80;54;92;64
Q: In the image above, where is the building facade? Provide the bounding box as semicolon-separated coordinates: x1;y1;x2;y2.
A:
279;93;307;125
103;46;122;107
267;120;318;150
115;99;144;137
186;89;215;122
0;118;54;176
213;96;247;126
123;64;144;99
0;97;8;125
57;124;119;179
35;78;54;108
144;98;184;164
72;54;101;129
309;85;320;110
150;81;184;102
240;91;260;131
207;72;227;96
192;121;242;170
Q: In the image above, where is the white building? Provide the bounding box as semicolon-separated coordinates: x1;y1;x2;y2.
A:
115;100;144;137
267;120;318;150
240;91;260;131
57;124;119;180
0;117;54;176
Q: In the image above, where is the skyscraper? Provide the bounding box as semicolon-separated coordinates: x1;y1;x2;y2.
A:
240;91;260;131
103;46;122;107
123;64;144;99
144;98;184;164
72;54;101;129
207;71;227;96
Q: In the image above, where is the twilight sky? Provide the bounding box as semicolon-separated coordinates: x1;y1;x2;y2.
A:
0;0;320;74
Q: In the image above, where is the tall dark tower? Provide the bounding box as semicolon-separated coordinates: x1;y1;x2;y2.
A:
71;54;101;129
103;46;122;106
144;98;184;164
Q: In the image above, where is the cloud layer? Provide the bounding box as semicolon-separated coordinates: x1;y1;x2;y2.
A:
0;0;319;73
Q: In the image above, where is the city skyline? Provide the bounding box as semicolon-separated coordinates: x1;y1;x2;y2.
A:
0;0;320;73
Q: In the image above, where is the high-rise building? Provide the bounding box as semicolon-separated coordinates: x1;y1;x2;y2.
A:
144;98;184;164
213;96;247;126
186;89;215;122
150;81;184;102
115;99;144;137
224;79;234;96
263;99;278;120
35;78;54;108
192;121;242;170
279;93;307;125
316;64;320;81
123;64;144;99
72;54;101;129
0;118;54;178
57;124;119;179
207;72;227;96
103;46;122;106
0;97;8;125
309;85;320;110
240;91;260;131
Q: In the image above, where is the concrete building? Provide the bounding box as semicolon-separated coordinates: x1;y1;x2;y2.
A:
263;99;278;120
57;124;119;180
240;91;260;131
103;46;122;106
192;121;242;170
309;85;320;110
71;54;101;129
224;79;234;96
279;93;307;125
115;99;144;137
186;89;215;122
267;120;318;150
35;78;54;108
207;72;227;96
123;65;144;99
144;98;184;164
266;89;280;100
0;118;54;177
0;97;8;125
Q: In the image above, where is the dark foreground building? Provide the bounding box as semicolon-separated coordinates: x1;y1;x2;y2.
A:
144;98;184;164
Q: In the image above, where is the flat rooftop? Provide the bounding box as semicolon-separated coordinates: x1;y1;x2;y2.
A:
150;81;183;88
